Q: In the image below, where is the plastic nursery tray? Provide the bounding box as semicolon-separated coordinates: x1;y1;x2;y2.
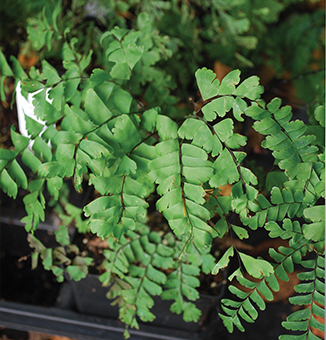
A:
0;299;224;340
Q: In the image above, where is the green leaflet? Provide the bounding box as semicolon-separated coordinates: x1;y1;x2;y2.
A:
181;143;213;184
110;88;133;114
0;50;14;101
303;206;325;223
314;105;325;128
32;136;52;162
113;114;142;153
62;66;80;101
233;75;264;100
214;118;234;142
24;114;45;139
32;89;62;123
232;97;247;122
195;67;219;101
63;105;95;134
124;43;144;70
218;69;241;95
202;96;234;121
302;222;325;242
22;180;46;232
85;88;112;125
47;176;63;201
10;126;30;152
210;148;240;187
156;115;178;140
212;246;234;275
41;60;61;86
79;139;112;159
8;159;28;190
0;169;18;198
88;68;110;87
141;108;159;133
232;225;249;239
239;252;274;279
178;118;205;140
21;149;42;173
0;149;18;161
179;119;222;157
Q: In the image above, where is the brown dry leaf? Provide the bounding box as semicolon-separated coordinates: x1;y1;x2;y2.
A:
308;0;325;9
310;48;324;72
86;237;109;255
214;61;232;82
311;48;324;62
87;237;109;249
218;184;233;196
258;64;275;87
194;98;203;112
28;332;46;340
18;49;38;70
117;11;135;20
204;184;232;203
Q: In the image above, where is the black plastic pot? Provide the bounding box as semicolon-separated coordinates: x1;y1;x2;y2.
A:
62;273;226;335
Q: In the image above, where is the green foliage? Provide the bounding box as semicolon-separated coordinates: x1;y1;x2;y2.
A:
28;228;93;283
0;2;324;339
99;226;215;332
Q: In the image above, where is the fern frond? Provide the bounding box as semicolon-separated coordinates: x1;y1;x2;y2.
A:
219;231;323;336
245;100;324;200
100;225;172;331
280;254;325;340
100;227;215;332
241;183;312;231
147;115;216;252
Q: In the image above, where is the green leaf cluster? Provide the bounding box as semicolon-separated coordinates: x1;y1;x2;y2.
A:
27;226;93;283
0;13;324;339
99;225;215;330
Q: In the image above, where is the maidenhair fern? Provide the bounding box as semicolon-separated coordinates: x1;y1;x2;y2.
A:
0;16;324;340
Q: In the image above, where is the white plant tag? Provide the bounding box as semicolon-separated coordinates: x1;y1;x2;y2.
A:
16;81;53;148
